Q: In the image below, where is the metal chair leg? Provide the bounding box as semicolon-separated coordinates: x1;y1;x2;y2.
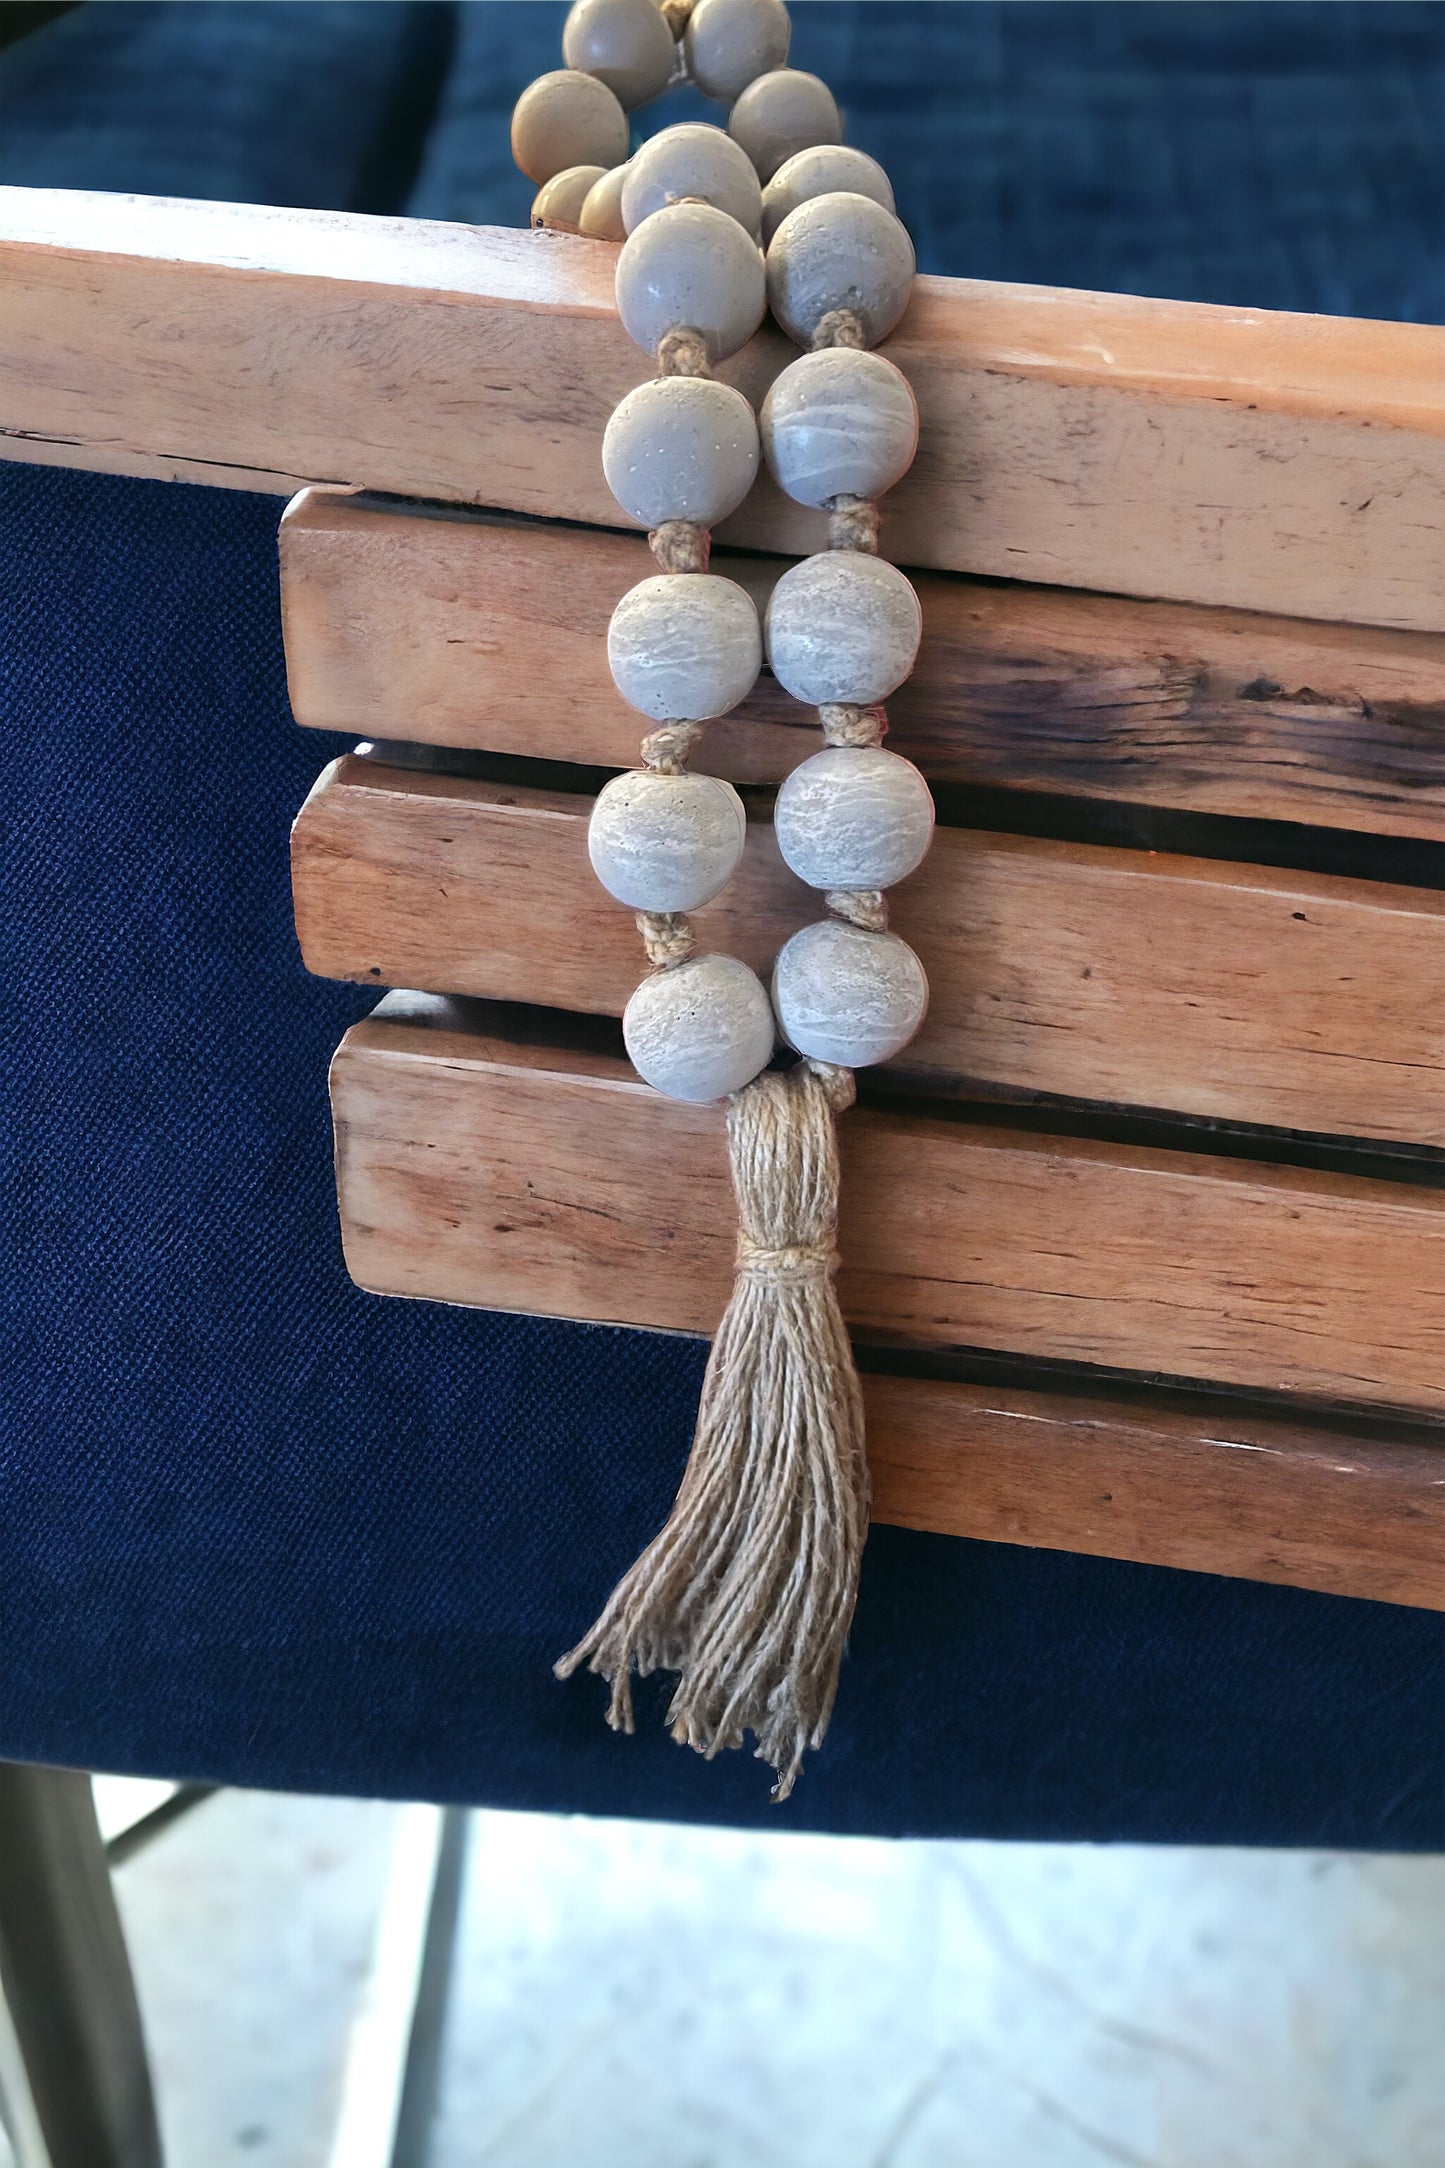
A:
0;1762;163;2168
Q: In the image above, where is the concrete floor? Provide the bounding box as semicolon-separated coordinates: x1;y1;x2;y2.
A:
18;1783;1445;2166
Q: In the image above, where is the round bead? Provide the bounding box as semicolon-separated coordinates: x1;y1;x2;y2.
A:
765;553;920;706
511;70;629;185
727;69;841;185
563;0;676;109
615;200;766;362
579;163;630;241
761;144;895;246
766;192;916;348
621;123;763;237
761;347;918;508
589;770;747;911
773;747;934;891
625;953;776;1102
608;572;762;720
603;376;760;527
683;0;790;102
772;921;928;1068
531;164;608;233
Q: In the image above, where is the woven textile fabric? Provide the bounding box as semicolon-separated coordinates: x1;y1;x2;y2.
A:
2;2;1443;1842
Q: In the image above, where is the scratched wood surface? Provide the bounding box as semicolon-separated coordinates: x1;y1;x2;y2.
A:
293;757;1445;1146
280;493;1445;839
4;189;1444;626
330;997;1445;1415
862;1373;1445;1610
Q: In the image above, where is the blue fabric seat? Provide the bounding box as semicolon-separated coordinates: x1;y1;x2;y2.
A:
2;2;1443;1846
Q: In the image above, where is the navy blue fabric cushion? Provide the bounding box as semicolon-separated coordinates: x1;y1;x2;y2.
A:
0;1;453;215
2;462;1443;1850
414;0;1445;318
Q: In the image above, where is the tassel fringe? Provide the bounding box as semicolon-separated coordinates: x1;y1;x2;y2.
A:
555;1060;870;1800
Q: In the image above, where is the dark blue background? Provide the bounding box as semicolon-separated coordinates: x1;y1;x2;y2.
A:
2;4;1442;1843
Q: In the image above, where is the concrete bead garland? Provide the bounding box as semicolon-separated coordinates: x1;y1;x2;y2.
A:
511;70;629;185
604;376;760;527
589;770;747;912
761;144;894;245
766;552;922;707
562;0;677;109
773;747;934;892
622;124;763;238
772;921;929;1068
624;953;777;1103
766;191;917;348
608;572;763;721
727;68;842;184
761;347;918;508
615;200;766;362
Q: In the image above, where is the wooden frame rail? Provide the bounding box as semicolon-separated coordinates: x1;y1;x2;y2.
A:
4;189;1443;627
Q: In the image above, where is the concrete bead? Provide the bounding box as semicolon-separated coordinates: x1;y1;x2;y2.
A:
766;191;916;347
531;165;608;233
761;347;918;508
579;163;630;241
683;0;790;101
761;144;894;245
563;0;676;108
511;70;629;184
765;553;921;706
603;376;760;527
624;952;776;1101
608;572;762;720
589;770;747;911
728;69;841;185
773;747;934;891
621;123;763;237
772;921;929;1068
615;200;766;361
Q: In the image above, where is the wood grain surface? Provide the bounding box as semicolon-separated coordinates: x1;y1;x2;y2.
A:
5;190;1443;626
293;757;1445;1146
329;996;1445;1414
863;1374;1445;1610
280;493;1445;838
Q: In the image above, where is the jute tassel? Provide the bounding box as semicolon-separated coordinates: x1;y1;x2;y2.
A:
556;1059;869;1799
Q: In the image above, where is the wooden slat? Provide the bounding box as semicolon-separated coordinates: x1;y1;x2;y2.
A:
863;1374;1445;1611
330;996;1445;1413
280;493;1445;839
293;757;1445;1147
4;190;1443;627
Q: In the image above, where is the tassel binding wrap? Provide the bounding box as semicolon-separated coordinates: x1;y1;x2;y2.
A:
555;1059;870;1800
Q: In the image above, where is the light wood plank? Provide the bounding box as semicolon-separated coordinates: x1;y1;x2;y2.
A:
330;997;1445;1413
863;1374;1445;1611
293;758;1445;1147
4;189;1443;627
280;493;1445;838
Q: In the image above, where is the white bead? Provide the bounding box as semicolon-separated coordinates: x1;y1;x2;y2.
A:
765;553;920;706
622;123;763;238
625;953;776;1101
531;163;608;233
579;162;630;240
761;144;894;246
608;573;762;720
727;68;841;185
761;347;918;508
603;376;760;528
683;0;791;102
773;747;933;891
563;0;676;110
615;200;766;362
772;921;928;1068
765;191;915;348
589;770;747;911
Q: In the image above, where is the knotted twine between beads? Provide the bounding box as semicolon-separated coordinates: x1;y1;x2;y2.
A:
556;1059;870;1801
